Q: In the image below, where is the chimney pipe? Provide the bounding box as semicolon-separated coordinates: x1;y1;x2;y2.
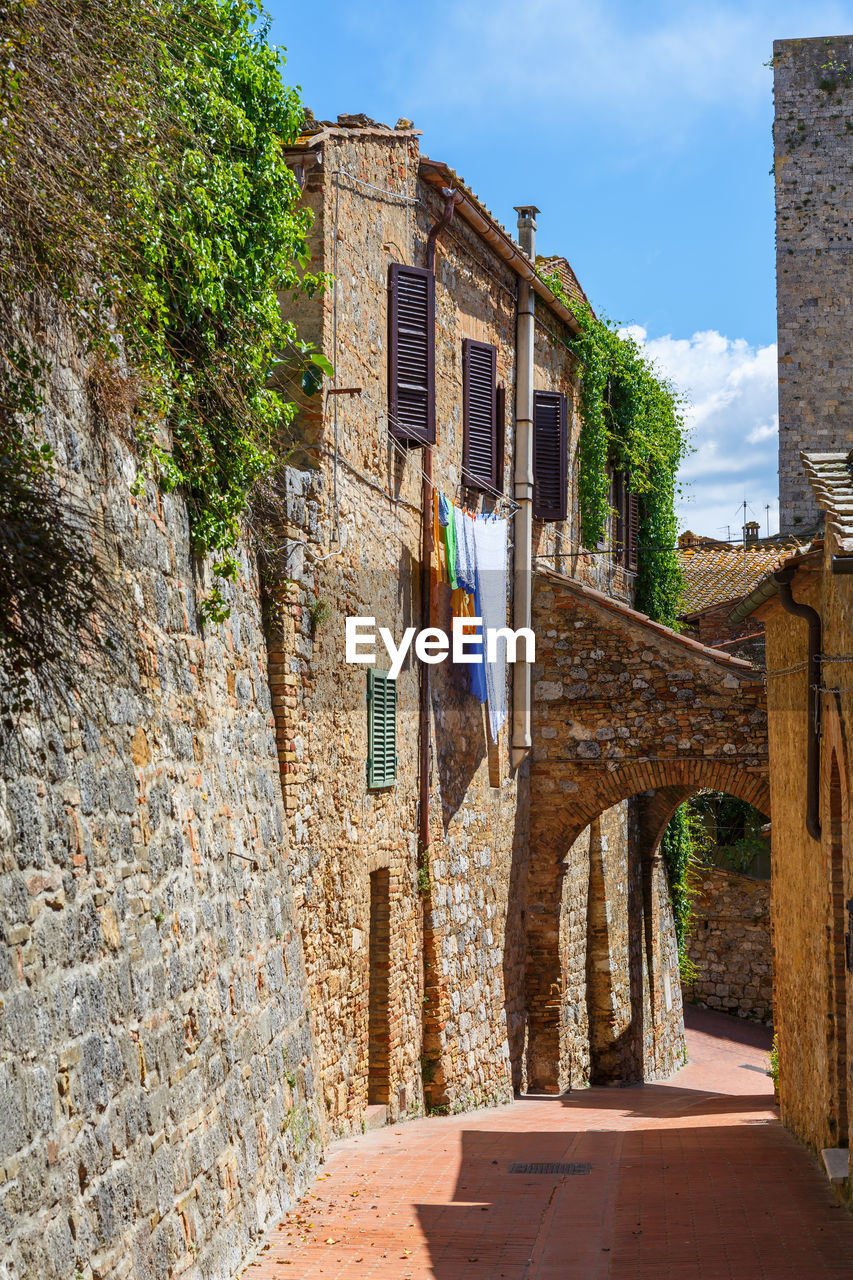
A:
514;205;540;261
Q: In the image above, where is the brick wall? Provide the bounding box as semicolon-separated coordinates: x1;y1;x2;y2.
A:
684;866;772;1022
774;36;853;532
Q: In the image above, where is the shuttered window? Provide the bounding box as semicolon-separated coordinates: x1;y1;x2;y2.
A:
367;670;397;789
462;339;498;490
388;264;435;446
532;391;568;521
612;470;640;571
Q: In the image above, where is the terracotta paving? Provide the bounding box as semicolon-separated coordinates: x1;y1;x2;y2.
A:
244;1007;853;1279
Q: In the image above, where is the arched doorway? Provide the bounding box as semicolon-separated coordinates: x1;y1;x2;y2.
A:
525;762;772;1093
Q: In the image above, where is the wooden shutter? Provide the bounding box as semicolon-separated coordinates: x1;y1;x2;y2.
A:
626;489;640;572
612;470;639;570
532;391;568;521
367;670;397;788
462;339;497;489
388;264;435;446
495;383;506;494
612;470;626;560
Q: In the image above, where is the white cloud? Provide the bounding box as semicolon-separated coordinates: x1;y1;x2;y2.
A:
622;326;779;539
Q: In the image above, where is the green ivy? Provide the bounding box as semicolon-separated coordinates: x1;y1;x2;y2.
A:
1;0;328;705
660;803;697;978
123;0;328;621
540;277;687;627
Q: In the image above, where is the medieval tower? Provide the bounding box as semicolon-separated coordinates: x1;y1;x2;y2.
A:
774;35;853;533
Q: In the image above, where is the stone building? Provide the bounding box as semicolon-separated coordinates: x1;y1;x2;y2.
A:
734;454;853;1181
775;35;853;533
0;113;766;1280
722;32;853;1191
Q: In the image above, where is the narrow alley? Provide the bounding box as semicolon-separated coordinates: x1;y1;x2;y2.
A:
246;1008;853;1280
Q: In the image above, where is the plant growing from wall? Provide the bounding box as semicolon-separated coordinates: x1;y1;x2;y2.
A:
0;0;328;709
539;277;687;627
660;800;711;979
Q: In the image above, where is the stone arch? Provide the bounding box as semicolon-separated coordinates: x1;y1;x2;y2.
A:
525;760;772;1093
531;758;771;866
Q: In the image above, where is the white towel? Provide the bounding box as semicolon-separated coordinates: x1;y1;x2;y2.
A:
473;515;508;742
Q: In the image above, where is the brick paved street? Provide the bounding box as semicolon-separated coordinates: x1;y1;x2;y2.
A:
244;1007;853;1280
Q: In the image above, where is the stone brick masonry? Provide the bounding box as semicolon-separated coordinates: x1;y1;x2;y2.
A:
774;35;853;532
0;324;322;1280
684;866;772;1023
0;116;772;1280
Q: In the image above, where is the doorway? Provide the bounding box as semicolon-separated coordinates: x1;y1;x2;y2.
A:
368;869;391;1106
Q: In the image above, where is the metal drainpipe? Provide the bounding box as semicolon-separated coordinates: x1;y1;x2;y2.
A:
418;189;459;863
511;205;539;770
774;567;821;842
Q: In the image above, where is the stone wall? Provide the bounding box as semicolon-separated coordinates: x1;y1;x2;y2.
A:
759;531;853;1157
774;35;853;533
525;568;769;1090
684;866;772;1022
0;325;322;1280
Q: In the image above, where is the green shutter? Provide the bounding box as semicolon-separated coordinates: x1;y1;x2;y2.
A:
367;670;397;788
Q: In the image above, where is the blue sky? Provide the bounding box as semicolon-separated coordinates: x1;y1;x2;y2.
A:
267;0;853;538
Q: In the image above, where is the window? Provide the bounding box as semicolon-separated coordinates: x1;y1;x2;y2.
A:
367;670;397;788
388;264;435;446
532;390;568;521
612;470;639;571
462;339;499;490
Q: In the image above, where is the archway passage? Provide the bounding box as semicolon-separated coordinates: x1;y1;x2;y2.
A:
525;569;769;1092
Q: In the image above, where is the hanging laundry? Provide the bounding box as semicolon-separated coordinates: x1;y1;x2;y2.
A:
473;514;508;742
467;569;488;705
439;492;459;590
454;506;477;595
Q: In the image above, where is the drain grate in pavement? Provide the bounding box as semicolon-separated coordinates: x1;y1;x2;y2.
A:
509;1162;592;1176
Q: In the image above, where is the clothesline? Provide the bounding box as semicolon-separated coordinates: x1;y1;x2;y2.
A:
355;386;520;515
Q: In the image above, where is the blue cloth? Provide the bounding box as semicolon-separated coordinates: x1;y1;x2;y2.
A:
437;492;451;527
468;576;488;704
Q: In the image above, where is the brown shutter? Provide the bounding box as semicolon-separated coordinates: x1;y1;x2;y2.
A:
388;263;435;446
495;383;506;494
626;489;640;572
612;470;626;561
462;339;497;489
533;391;568;521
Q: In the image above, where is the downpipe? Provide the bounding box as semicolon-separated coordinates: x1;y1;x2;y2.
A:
774;567;821;842
419;188;459;863
511;206;538;770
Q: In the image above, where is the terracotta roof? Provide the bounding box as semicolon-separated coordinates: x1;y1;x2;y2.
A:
801;450;853;552
677;547;789;616
294;111;421;146
536;255;590;310
536;566;763;678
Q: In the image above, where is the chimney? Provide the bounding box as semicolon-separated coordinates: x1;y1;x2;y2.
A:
514;205;540;261
743;520;760;546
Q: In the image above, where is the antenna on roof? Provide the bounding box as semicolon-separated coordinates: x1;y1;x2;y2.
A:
765;503;771;538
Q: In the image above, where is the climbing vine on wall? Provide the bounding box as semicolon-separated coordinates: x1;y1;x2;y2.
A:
660;803;699;979
540;276;687;627
0;0;326;709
